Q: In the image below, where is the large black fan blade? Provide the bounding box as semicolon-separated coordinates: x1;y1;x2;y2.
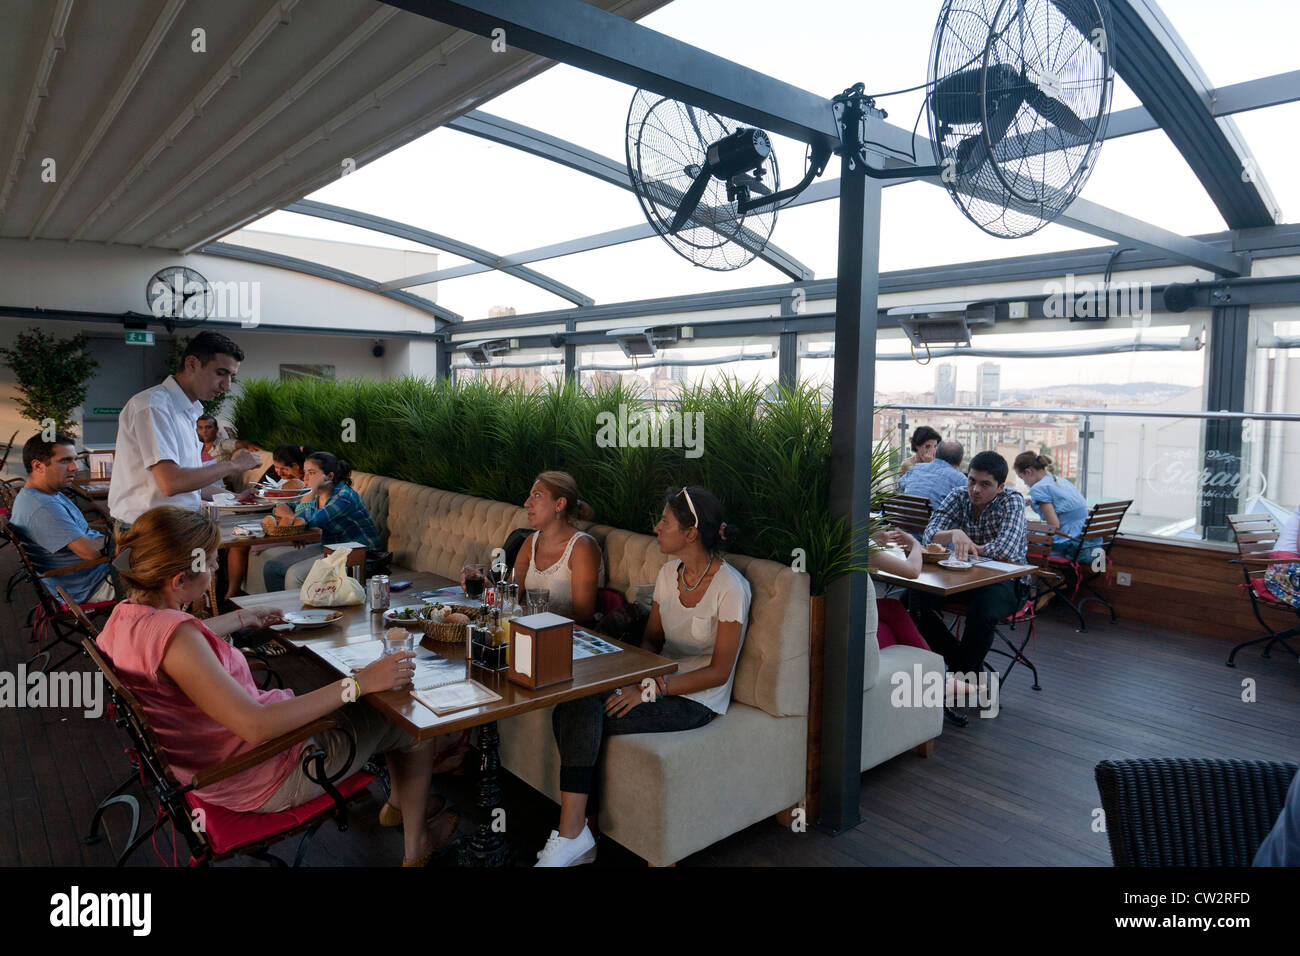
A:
668;163;716;234
956;90;1024;176
931;62;1023;127
1025;86;1094;140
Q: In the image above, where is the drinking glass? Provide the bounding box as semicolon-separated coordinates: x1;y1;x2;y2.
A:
525;588;550;615
464;564;487;600
382;632;416;689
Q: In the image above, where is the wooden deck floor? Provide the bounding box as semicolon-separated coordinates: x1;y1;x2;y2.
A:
3;541;1298;867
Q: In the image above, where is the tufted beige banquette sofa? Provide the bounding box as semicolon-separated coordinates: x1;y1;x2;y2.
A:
341;471;811;866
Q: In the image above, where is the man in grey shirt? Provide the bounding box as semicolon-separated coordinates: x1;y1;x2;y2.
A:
900;439;966;510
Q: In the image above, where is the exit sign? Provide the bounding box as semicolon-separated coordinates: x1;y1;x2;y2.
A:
125;330;155;345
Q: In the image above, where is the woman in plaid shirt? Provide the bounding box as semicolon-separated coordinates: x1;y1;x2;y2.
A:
263;451;378;592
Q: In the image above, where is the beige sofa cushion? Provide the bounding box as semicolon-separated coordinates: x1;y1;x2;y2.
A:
498;702;806;866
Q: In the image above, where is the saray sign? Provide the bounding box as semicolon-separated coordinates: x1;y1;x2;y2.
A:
1144;448;1265;501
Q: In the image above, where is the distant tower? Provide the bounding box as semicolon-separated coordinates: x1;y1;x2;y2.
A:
976;361;1001;406
935;363;956;404
487;305;516;318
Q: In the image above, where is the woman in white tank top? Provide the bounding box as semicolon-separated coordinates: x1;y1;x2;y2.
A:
513;471;604;624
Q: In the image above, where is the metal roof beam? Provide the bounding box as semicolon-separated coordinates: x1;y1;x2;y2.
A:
444;110;814;281
72;0;313;241
379;224;653;288
201;241;461;325
286;199;594;306
0;0;75;221
381;0;844;152
28;0;186;237
1108;0;1281;229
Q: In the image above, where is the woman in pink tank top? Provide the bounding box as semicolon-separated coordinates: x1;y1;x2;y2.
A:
96;506;456;865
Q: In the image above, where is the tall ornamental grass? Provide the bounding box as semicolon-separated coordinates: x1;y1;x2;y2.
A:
233;375;895;594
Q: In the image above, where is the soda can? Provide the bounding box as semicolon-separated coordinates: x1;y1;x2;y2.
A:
368;574;390;612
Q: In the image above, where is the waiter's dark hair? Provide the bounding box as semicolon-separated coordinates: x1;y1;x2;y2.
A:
182;331;244;366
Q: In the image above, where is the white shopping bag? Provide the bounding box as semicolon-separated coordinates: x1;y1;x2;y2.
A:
299;546;365;607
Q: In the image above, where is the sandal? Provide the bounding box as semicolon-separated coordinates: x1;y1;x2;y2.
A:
380;793;446;828
401;808;462;867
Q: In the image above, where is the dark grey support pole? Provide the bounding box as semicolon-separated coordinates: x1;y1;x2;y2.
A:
564;319;577;384
820;105;881;833
1201;300;1251;540
435;338;451;381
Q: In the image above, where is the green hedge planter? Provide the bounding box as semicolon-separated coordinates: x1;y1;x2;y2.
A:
232;375;896;595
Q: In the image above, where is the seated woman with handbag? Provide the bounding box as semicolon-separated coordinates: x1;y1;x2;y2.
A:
536;485;749;866
96;506;458;865
262;451;378;593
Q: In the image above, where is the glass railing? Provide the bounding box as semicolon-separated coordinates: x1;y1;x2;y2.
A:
884;403;1299;544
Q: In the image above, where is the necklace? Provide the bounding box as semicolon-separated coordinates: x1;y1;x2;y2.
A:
680;556;712;591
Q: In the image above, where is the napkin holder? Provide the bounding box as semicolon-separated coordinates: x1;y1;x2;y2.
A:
508;612;573;689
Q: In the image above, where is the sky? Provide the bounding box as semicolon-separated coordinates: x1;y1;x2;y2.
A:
245;0;1299;392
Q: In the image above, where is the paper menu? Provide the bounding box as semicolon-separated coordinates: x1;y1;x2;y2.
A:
313;640;466;690
975;560;1034;573
413;681;502;716
572;631;623;660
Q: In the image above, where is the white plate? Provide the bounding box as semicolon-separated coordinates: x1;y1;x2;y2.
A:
282;610;344;628
937;559;973;570
269;622;295;632
383;607;427;628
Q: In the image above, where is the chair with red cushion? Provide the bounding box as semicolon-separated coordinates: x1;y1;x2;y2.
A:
1225;513;1300;668
80;634;375;867
1;514;121;671
1042;499;1132;631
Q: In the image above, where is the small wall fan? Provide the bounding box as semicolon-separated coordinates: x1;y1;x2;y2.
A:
624;0;1114;268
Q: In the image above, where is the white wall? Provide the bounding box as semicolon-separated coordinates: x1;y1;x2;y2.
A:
0;238;442;335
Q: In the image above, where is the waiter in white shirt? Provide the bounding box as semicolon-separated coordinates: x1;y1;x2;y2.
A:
108;331;261;532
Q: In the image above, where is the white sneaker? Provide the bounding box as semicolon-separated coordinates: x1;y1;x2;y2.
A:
535;825;597;867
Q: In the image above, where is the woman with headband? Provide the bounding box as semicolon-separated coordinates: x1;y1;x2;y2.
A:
535;485;751;866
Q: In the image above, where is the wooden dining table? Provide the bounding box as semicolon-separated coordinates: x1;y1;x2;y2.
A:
871;558;1036;597
234;574;676;865
215;508;321;550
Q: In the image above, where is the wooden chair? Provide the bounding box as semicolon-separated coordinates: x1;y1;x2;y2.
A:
1;477;27;602
1044;499;1133;630
882;493;933;537
1225;513;1300;667
1095;757;1296;866
0;429;19;473
1;514;120;671
77;626;375;867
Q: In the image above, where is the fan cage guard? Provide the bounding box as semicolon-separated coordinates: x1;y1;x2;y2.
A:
625;89;779;271
927;0;1113;238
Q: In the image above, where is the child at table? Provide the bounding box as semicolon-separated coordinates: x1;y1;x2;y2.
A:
536;486;749;867
96;506;459;865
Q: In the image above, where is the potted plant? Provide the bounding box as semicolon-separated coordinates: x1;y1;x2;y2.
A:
0;327;99;437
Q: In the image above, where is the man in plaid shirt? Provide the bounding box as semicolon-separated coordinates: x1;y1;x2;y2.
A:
915;451;1028;676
